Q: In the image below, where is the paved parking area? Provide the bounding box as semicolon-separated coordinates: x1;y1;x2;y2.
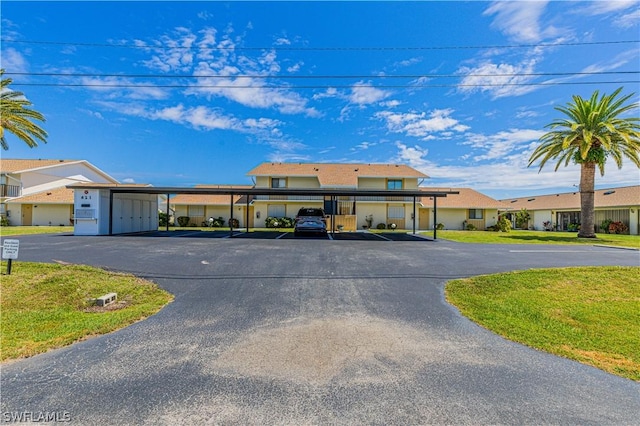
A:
136;230;432;241
1;234;639;425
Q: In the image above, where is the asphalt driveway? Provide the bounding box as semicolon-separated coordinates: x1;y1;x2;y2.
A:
1;233;639;425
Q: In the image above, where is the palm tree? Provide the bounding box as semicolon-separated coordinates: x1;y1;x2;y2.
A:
0;69;48;150
528;87;640;238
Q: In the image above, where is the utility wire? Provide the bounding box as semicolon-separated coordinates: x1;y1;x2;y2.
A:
2;38;638;51
5;71;638;79
11;80;639;89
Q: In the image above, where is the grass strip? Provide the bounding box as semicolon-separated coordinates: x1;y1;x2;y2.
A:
434;229;639;248
0;226;74;236
1;261;173;362
445;266;640;381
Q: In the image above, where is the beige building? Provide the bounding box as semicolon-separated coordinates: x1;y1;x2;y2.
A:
247;162;429;230
1;159;118;226
168;163;506;232
502;185;640;235
419;187;506;231
171;185;253;228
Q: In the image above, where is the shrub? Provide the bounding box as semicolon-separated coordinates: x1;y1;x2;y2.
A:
203;217;225;227
279;217;294;228
228;218;239;228
515;208;530;229
465;223;477;231
177;216;190;227
609;221;628;235
0;216;9;226
495;216;511;232
567;223;580;232
376;223;386;229
600;219;613;234
435;223;445;230
158;212;169;227
266;216;294;228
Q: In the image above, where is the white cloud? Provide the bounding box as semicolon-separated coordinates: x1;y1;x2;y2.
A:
79;76;169;100
515;109;539;119
457;59;540;99
380;100;402;108
274;37;291;45
393;57;422;68
581;49;639;74
483;1;563;43
287;61;304;73
376;109;470;140
351;141;377;152
0;48;28;73
613;8;640;28
462;128;545;162
349;81;389;105
579;0;638;15
393;138;638;196
393;142;431;169
134;27;320;116
122;178;136;184
312;88;339;100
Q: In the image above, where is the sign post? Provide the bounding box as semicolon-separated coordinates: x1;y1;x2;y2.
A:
2;239;20;275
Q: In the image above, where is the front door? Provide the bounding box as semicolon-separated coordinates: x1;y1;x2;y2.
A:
419;208;430;230
22;204;33;226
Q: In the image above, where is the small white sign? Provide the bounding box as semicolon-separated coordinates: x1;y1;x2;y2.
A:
2;239;19;259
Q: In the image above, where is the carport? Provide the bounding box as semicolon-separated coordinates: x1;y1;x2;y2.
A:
67;183;458;239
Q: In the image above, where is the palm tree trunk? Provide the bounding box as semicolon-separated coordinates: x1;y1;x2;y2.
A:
578;162;596;238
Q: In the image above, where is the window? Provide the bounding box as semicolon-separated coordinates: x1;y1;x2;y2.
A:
188;205;204;216
468;209;483;219
271;178;286;188
388;206;405;219
387;179;403;190
267;204;286;218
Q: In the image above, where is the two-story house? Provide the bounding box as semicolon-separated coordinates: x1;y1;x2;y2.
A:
1;159;118;226
247;162;429;231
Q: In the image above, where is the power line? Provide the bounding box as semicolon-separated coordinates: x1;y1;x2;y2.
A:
11;80;638;89
5;71;638;79
2;38;638;52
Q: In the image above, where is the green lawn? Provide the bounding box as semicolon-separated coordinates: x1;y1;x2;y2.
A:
446;266;640;381
432;229;640;249
1;261;173;362
1;225;74;236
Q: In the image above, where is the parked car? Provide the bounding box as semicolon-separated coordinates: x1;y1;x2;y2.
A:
294;208;328;236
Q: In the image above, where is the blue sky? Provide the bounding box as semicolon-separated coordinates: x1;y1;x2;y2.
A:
2;1;639;199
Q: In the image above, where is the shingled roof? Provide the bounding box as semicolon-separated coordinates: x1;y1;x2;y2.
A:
420;187;506;209
247;163;428;187
0;159;82;173
171;185;253;205
501;186;640;210
7;187;75;204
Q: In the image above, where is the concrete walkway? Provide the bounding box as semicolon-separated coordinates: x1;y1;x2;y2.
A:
2;234;639;424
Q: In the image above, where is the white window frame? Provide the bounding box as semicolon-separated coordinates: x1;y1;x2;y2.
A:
188;205;204;216
388;205;405;219
271;178;286;188
468;209;483;219
387;179;403;190
267;204;286;218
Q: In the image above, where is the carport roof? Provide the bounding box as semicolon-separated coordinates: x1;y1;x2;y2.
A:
67;182;457;198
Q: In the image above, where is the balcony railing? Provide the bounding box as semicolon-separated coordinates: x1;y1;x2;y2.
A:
253;194;415;202
254;195;324;201
0;184;21;198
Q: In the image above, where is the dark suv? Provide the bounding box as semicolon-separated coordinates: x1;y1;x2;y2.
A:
294;208;328;236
